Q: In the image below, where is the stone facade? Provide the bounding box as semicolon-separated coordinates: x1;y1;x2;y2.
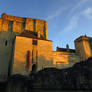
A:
12;36;53;75
74;35;92;60
53;48;81;69
0;13;48;39
0;32;15;81
0;13;92;81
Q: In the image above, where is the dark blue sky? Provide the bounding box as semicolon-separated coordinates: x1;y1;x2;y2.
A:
0;0;92;50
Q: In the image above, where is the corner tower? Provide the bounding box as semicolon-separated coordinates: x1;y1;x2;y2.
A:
74;35;92;61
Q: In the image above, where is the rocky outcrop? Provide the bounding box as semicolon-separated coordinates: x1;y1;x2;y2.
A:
5;57;92;92
28;57;92;90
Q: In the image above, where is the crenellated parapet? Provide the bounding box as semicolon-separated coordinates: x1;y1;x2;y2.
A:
0;13;48;40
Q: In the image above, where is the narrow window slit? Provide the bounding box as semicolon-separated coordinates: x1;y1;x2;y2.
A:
5;40;7;46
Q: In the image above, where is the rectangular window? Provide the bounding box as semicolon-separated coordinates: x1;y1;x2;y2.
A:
32;40;37;45
8;21;13;32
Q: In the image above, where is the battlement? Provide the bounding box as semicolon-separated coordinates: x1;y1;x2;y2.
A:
0;13;48;40
74;35;89;42
1;13;46;22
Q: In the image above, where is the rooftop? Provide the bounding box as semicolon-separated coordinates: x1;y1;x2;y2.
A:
56;47;76;53
74;35;92;42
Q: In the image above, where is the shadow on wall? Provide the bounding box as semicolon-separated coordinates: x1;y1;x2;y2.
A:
0;31;16;80
37;55;55;70
31;54;80;70
6;74;27;92
68;52;81;68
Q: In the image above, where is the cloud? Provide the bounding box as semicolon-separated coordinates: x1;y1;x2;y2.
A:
46;0;90;20
83;8;92;20
46;7;67;20
69;0;90;16
63;15;80;32
63;0;91;32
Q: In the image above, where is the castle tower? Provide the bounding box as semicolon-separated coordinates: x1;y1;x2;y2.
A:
0;13;48;40
0;13;50;80
74;35;92;61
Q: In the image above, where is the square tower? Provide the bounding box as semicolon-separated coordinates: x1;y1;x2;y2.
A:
74;35;92;61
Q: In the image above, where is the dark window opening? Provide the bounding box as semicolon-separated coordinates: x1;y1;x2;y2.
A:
32;50;34;63
8;21;13;32
32;64;37;72
5;40;7;46
33;19;36;31
32;31;38;37
32;40;37;45
22;18;26;31
22;22;25;30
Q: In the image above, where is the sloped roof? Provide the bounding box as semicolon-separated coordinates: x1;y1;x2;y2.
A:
19;30;38;39
56;47;76;53
19;30;52;42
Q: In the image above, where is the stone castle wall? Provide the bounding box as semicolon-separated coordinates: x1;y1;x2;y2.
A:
0;13;92;81
12;36;53;75
12;35;81;75
53;51;81;69
0;32;15;81
74;36;92;61
53;51;69;65
88;38;92;55
0;13;48;39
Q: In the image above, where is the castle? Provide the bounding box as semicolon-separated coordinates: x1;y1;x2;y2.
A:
0;13;92;81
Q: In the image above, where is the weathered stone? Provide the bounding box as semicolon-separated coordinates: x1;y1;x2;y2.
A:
27;57;92;90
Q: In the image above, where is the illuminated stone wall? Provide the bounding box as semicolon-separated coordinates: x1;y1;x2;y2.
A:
0;13;48;39
12;36;53;75
88;39;92;55
12;35;81;75
53;51;69;65
53;51;80;69
74;36;92;61
0;13;92;81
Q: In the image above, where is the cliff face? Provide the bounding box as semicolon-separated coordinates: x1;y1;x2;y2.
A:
6;57;92;92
